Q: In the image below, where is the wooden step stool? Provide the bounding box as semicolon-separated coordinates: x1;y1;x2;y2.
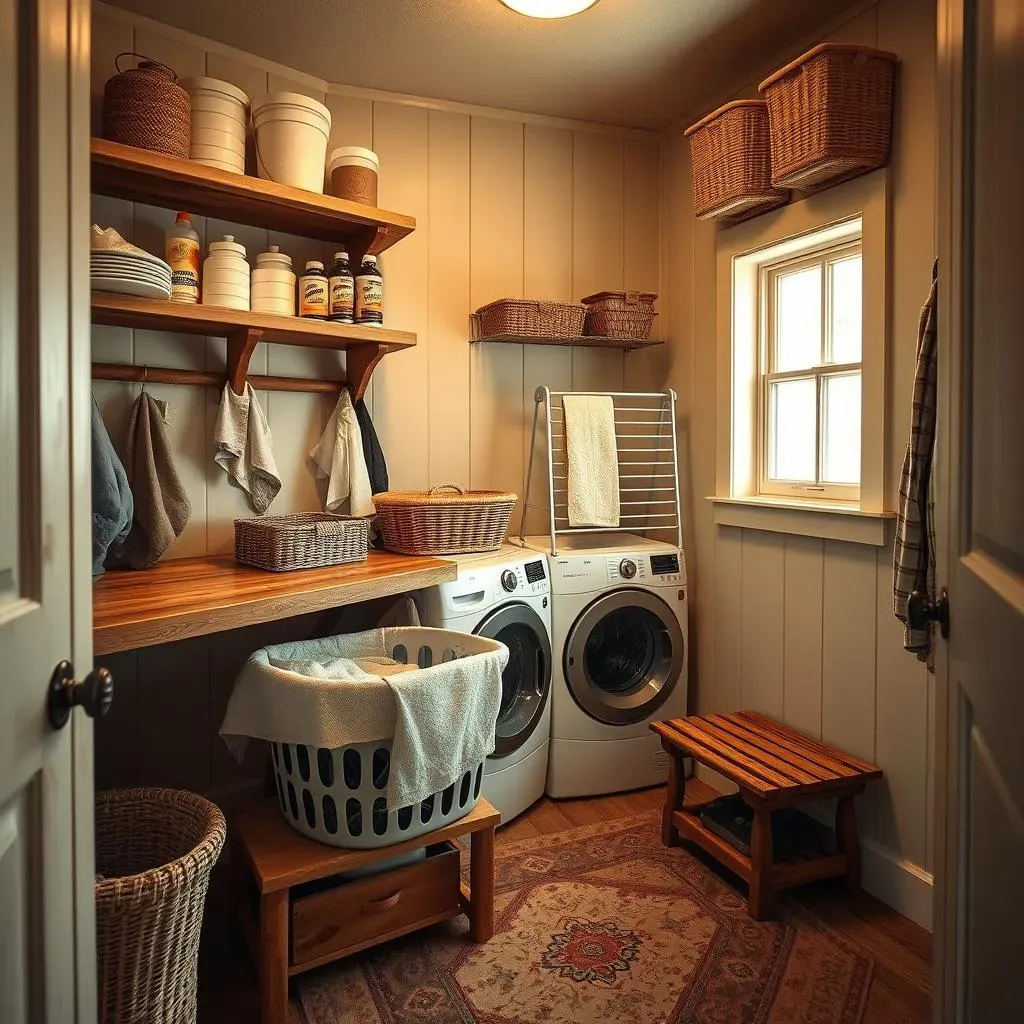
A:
652;710;882;920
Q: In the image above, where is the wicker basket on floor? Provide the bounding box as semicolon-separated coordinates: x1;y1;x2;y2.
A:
95;788;226;1024
374;484;517;555
684;100;789;220
474;298;586;339
235;513;369;571
581;290;659;340
759;43;898;190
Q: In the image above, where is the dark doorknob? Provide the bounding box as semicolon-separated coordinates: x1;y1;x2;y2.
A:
47;661;114;730
907;588;950;639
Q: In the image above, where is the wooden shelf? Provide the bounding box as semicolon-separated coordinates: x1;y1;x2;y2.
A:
91;138;415;255
471;333;664;353
93;552;456;655
90;291;415;398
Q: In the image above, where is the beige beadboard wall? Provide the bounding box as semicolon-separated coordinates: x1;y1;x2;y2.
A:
89;3;661;802
640;0;936;927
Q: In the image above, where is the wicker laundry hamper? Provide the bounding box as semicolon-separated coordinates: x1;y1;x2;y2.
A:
374;484;517;555
103;53;191;159
95;788;226;1024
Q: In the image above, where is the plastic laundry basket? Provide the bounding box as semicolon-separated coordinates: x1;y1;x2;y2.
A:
267;627;505;849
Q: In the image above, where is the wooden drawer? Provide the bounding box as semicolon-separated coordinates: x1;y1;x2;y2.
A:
291;842;462;967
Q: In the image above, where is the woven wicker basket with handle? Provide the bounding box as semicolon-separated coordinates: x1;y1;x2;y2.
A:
95;788;226;1024
234;513;369;571
759;44;898;190
103;53;191;159
474;298;585;339
581;290;659;340
374;484;517;555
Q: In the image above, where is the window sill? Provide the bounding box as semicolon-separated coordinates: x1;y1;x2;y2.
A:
707;496;894;546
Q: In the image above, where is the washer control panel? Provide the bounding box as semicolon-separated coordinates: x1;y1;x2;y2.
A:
500;569;519;592
606;556;648;582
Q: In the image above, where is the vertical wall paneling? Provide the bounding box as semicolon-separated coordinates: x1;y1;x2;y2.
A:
90;8;132;135
782;534;824;737
373;102;431;490
132;25;205;81
469;117;525;504
427;110;471;489
712;527;742;712
738;530;785;717
93;651;138;791
522;125;573;535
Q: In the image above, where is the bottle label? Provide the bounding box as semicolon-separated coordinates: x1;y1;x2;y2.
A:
355;274;383;323
329;276;355;320
167;237;199;302
300;277;329;317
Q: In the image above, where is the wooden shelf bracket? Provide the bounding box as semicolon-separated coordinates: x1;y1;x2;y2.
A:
346;343;387;402
226;328;264;395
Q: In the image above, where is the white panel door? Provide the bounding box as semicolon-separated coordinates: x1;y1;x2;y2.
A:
935;1;1024;1020
0;0;94;1020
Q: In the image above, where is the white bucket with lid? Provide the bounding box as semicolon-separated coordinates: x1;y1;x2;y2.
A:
182;78;248;172
253;92;331;194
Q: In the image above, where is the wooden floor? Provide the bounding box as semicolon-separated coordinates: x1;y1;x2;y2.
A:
199;782;932;1023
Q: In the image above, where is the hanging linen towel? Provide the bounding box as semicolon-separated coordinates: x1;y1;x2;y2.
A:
308;389;375;517
355;398;389;494
114;392;191;568
562;394;620;528
893;260;938;666
91;395;133;578
219;628;506;809
213;383;281;514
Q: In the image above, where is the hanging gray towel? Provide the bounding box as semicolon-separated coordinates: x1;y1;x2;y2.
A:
893;260;938;666
355;398;388;494
114;392;192;568
91;395;133;579
213;383;281;514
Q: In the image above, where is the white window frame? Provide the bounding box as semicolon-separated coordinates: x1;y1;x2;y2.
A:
758;239;863;502
710;170;892;547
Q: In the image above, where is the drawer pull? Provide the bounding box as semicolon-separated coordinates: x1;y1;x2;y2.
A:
363;890;402;913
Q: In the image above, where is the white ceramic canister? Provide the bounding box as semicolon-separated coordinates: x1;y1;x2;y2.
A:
181;77;248;174
203;235;249;309
251;246;296;315
252;92;331;194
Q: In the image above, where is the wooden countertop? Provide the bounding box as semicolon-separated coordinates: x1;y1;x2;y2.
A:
93;552;456;655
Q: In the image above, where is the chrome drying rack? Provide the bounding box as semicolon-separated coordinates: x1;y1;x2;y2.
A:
519;387;683;555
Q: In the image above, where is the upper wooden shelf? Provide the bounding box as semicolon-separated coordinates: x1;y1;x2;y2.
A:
93;552;457;655
471;333;664;353
91;138;415;255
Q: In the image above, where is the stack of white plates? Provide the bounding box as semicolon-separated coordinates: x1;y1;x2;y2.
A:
91;248;171;300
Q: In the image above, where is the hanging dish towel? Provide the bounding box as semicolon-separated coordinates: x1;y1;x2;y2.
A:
91;395;133;578
562;394;620;528
115;392;191;568
355;398;389;494
213;383;281;514
893;259;938;667
308;389;376;517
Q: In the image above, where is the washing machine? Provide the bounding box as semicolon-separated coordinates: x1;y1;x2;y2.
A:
419;546;552;824
520;533;687;798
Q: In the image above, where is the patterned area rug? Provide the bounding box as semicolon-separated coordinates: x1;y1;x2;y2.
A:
299;813;873;1024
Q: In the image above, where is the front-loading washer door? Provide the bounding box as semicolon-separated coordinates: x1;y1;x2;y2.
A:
475;603;552;758
564;588;684;726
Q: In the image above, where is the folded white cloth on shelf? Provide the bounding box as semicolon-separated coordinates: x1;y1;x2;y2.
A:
219;627;506;809
309;389;375;517
213;383;281;514
562;394;620;528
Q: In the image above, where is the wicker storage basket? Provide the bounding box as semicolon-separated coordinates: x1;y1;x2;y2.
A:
234;513;369;571
103;53;191;159
95;788;226;1024
474;298;585;339
684;100;789;220
759;44;898;190
581;290;659;340
374;484;517;555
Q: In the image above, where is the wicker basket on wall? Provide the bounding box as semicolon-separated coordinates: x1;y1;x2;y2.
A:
234;513;369;571
374;484;517;555
581;291;659;340
474;298;586;339
684;100;789;220
102;53;191;159
95;788;226;1024
759;44;898;190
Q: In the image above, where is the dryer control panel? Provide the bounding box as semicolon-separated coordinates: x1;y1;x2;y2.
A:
548;547;686;593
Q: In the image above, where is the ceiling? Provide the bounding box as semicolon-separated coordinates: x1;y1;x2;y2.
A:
105;0;861;130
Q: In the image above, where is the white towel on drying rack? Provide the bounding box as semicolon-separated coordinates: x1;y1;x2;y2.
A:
562;394;620;528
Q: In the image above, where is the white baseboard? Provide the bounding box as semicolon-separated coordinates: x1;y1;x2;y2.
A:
860;837;934;931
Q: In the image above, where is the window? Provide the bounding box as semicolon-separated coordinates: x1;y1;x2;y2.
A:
759;240;862;502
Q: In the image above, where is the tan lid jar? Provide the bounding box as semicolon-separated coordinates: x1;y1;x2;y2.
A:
328;147;379;206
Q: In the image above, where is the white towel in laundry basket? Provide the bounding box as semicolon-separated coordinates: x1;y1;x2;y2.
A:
219;627;507;809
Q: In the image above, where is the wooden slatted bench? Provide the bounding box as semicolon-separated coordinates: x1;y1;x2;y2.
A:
651;710;883;920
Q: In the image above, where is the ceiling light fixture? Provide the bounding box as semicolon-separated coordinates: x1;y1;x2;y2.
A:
500;0;601;19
